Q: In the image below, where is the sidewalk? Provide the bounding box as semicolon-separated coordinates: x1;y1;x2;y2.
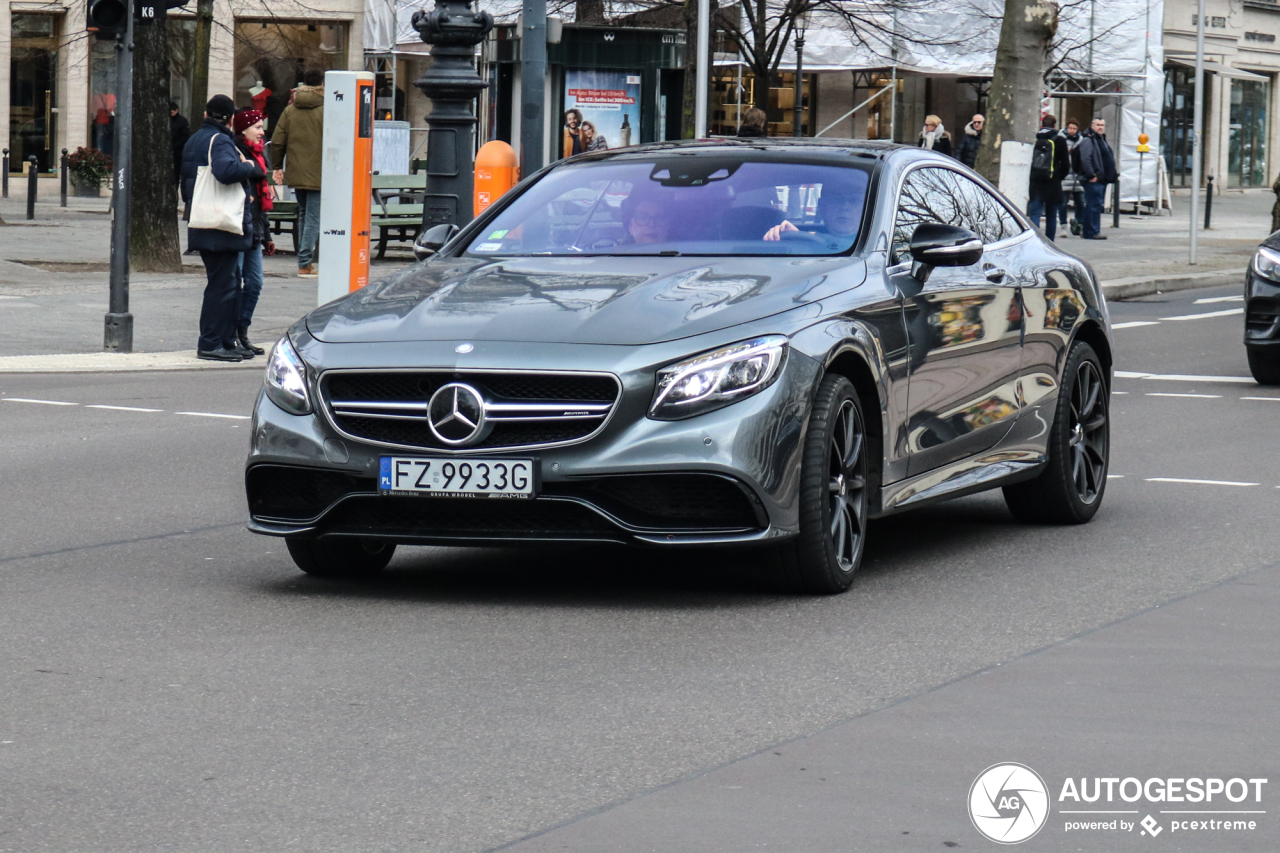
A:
0;186;1271;369
0;192;413;365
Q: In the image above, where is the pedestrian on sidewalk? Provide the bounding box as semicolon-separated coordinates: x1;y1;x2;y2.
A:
181;94;265;362
1076;117;1118;240
955;114;984;168
1059;118;1085;234
170;100;190;187
737;107;768;138
270;69;324;278
917;115;953;158
232;107;272;356
1027;115;1069;241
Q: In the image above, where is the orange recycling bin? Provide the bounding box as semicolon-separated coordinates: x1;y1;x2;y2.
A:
474;140;519;217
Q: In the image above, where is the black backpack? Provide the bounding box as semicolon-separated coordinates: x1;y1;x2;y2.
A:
1031;137;1055;181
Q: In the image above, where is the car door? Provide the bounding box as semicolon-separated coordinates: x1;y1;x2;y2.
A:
892;166;1025;477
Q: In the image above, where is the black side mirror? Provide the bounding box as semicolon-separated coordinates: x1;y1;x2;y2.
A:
908;223;983;283
414;223;460;261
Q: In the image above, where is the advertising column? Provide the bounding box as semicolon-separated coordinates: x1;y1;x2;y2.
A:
318;70;375;305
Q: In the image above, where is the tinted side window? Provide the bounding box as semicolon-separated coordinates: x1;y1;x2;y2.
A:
950;172;1023;243
892;167;966;262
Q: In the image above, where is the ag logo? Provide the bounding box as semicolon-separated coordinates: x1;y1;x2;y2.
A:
969;763;1050;844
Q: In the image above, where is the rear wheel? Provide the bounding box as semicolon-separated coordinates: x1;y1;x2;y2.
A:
1003;341;1109;523
1247;348;1280;385
768;375;869;594
286;537;396;579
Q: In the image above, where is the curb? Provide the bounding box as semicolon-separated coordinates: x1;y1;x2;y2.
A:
1101;268;1244;300
0;351;265;374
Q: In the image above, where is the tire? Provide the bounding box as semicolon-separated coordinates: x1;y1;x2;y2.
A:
1247;348;1280;385
1003;341;1109;524
286;537;396;579
768;375;870;594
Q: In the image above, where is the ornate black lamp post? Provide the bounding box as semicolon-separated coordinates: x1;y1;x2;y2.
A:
413;0;494;229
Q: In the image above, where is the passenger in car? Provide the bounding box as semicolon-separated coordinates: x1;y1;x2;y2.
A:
762;181;865;241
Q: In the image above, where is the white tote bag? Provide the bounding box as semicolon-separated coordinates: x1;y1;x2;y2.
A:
189;135;246;234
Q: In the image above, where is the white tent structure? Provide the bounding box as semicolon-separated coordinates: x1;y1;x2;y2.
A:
737;0;1165;204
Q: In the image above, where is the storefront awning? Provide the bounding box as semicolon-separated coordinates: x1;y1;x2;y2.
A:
1168;57;1269;81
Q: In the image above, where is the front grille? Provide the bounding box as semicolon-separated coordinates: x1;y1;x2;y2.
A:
551;474;762;531
321;370;622;452
324;495;620;540
246;465;376;521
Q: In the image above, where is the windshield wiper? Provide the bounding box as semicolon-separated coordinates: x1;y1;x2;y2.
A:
658;250;682;256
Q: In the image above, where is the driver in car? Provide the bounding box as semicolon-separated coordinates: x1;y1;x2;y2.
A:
622;195;673;245
762;182;864;242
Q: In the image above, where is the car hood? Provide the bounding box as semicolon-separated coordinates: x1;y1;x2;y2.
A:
306;255;867;346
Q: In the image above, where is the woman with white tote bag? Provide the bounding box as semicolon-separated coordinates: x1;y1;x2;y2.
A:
179;95;265;362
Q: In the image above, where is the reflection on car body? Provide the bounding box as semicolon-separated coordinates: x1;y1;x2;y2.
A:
246;139;1115;593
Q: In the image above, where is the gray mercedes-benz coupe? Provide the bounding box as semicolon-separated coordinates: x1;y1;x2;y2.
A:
246;139;1113;593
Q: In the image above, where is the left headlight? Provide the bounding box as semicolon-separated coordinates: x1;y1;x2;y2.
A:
649;336;788;420
264;336;312;415
1253;246;1280;282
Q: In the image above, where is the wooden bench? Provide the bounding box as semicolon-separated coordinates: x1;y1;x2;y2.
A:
266;199;299;251
371;173;427;259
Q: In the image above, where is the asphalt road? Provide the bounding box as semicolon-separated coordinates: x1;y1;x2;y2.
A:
1;283;1277;852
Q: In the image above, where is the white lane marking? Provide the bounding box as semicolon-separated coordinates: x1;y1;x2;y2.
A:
1115;370;1256;384
1242;396;1280;402
1160;307;1245;321
1113;391;1129;395
1194;295;1244;304
1146;392;1221;399
175;411;250;420
1146;478;1259;487
86;404;165;413
1111;320;1161;329
1107;474;1124;479
3;397;78;406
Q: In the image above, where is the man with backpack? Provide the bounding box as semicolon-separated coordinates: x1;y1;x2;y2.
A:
1027;115;1070;241
1076;116;1119;240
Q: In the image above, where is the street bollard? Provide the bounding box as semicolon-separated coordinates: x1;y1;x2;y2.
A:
1204;175;1214;230
2;148;8;198
60;149;68;207
1112;177;1120;229
26;156;38;220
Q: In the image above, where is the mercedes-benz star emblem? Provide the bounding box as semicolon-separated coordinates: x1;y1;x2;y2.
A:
427;383;487;446
455;343;474;354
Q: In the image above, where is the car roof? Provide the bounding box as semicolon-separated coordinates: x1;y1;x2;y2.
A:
568;138;908;165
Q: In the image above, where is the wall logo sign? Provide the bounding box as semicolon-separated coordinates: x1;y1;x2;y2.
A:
969;763;1050;844
603;31;615;41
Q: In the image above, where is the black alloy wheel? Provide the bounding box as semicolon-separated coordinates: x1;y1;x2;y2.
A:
1004;341;1109;523
286;537;396;579
768;375;870;594
1247;349;1280;385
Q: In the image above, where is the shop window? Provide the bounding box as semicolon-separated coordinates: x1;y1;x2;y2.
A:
234;21;349;134
1161;65;1199;187
1229;78;1269;188
10;14;60;173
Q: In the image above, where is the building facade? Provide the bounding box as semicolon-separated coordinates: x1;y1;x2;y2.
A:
2;0;367;176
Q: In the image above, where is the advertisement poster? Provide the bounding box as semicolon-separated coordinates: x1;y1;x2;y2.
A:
561;70;641;159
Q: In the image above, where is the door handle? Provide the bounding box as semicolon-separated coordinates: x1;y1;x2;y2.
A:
984;266;1007;283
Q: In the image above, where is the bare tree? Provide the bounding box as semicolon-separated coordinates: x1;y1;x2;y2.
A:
130;18;183;272
974;0;1058;183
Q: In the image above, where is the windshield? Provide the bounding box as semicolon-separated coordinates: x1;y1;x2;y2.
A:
463;157;871;257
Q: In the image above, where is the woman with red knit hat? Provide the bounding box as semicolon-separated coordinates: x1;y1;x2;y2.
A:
230;107;272;355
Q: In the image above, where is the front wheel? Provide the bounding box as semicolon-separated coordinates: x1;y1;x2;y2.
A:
1003;341;1109;523
768;375;870;594
1247;348;1280;385
286;537;396;579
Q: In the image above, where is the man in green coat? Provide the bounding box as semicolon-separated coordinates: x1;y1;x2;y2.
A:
271;69;324;277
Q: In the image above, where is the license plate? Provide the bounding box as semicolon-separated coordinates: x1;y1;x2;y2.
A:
379;456;537;499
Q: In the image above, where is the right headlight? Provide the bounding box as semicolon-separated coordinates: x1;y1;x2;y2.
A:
263;336;312;415
1253;246;1280;282
649;336;788;420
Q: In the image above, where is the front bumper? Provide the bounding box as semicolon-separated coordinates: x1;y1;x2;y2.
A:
246;335;822;546
1246;268;1280;350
